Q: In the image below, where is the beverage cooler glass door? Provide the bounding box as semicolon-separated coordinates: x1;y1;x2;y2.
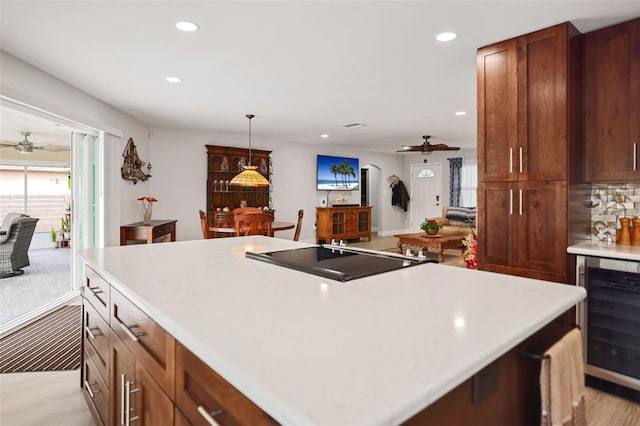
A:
579;256;640;391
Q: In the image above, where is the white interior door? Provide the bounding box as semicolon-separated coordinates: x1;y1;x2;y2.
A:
410;163;442;230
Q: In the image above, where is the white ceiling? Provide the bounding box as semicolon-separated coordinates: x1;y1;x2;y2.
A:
1;1;638;153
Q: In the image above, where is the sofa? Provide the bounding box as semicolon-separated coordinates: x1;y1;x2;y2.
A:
430;206;476;237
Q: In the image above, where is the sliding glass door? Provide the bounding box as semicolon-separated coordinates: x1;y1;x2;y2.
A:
71;132;103;290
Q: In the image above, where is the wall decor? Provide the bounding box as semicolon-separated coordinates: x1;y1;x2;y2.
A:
121;137;151;184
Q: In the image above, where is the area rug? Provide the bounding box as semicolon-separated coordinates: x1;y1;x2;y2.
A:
377;246;465;266
0;305;81;373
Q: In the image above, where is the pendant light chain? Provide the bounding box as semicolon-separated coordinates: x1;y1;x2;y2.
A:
247;113;254;166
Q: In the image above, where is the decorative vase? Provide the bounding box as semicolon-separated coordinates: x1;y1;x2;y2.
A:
142;203;153;224
426;228;438;236
631;218;640;246
617;217;631;245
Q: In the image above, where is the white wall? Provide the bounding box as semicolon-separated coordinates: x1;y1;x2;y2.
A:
1;51;151;246
148;126;409;242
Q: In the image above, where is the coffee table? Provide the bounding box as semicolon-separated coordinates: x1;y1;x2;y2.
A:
393;232;465;262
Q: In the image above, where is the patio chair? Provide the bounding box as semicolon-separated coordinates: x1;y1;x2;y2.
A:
0;214;39;277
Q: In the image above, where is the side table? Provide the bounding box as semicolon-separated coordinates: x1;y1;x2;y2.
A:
120;220;177;246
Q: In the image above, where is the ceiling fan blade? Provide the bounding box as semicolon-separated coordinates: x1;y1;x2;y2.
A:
397;145;425;152
430;143;460;151
39;145;70;152
0;142;18;147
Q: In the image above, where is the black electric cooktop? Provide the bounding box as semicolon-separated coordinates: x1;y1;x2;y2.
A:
245;245;433;282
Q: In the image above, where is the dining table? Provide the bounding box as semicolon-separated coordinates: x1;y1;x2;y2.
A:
210;220;294;237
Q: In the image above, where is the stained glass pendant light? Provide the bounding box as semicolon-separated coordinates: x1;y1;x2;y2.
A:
229;114;270;188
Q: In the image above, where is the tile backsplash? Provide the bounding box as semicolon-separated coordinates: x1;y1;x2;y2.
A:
590;182;640;242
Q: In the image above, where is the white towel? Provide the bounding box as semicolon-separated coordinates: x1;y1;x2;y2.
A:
540;328;587;426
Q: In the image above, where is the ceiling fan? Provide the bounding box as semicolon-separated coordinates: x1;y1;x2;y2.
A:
0;131;70;154
397;135;460;155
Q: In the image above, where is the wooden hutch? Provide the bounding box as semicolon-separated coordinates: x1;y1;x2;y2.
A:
316;206;372;244
206;145;272;226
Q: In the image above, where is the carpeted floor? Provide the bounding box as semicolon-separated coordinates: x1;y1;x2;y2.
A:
0;305;81;373
0;248;71;325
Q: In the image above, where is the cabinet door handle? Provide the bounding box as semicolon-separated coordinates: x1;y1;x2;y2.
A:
84;326;101;340
84;380;100;399
87;285;103;295
519;189;523;215
125;380;140;425
509;189;513;215
115;316;144;342
509;148;513;174
519;146;523;174
197;406;224;426
634;143;637;171
121;374;126;426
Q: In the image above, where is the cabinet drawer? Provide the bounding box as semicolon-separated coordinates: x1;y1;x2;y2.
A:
111;288;175;399
84;266;110;321
83;302;110;383
175;342;278;426
83;351;110;426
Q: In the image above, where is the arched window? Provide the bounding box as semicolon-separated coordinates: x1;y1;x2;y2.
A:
417;168;435;178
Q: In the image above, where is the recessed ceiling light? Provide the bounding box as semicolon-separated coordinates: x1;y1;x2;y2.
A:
176;21;199;32
166;77;182;83
436;32;457;42
321;134;329;138
455;111;467;116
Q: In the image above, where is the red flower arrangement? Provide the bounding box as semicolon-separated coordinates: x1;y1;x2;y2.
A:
137;196;158;203
138;196;158;223
462;233;478;269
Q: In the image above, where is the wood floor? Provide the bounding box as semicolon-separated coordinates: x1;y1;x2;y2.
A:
0;236;638;425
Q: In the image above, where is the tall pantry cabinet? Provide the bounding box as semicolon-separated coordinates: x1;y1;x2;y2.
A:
476;22;582;284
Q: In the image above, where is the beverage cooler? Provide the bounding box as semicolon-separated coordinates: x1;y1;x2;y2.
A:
577;255;640;400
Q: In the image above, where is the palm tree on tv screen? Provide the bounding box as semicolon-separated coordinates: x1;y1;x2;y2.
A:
338;160;355;188
330;164;340;187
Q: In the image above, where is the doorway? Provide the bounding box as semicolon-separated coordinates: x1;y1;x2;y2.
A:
0;102;102;335
360;164;381;231
409;163;442;231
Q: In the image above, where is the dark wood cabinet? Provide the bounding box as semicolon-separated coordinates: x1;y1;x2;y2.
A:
478;24;576;183
583;18;640;182
83;265;276;426
478;181;568;283
477;22;581;284
110;330;173;426
82;267;111;426
206;144;271;216
316;206;372;244
477;38;518;182
175;342;278;426
83;351;110;426
110;288;175;400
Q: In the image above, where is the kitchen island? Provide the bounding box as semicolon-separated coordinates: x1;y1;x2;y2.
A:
78;236;585;425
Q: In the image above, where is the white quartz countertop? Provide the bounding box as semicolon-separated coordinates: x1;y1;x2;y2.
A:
568;240;640;261
78;237;585;426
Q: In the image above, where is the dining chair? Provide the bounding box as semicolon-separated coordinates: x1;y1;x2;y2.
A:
211;211;235;238
293;209;304;241
199;210;212;239
232;207;262;216
234;212;273;237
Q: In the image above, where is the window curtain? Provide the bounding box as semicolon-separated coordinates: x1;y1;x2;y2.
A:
448;158;462;207
460;157;477;207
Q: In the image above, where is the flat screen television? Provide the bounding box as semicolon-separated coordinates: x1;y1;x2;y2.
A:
317;155;359;191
